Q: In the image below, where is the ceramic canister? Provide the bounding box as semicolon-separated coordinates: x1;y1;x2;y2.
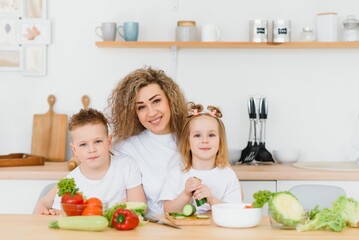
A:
249;19;268;42
316;12;338;42
272;19;291;43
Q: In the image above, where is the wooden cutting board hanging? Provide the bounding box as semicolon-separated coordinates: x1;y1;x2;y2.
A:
31;95;67;161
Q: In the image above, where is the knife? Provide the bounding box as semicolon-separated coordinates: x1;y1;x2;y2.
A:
144;214;182;229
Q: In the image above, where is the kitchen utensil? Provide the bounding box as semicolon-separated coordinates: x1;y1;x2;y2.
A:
239;97;256;163
256;97;274;163
144;214;181;229
0;153;44;167
31;95;67;161
165;213;210;226
241;97;260;164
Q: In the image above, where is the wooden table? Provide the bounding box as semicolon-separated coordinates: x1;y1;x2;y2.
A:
0;215;357;240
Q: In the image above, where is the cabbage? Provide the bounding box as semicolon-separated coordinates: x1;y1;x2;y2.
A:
268;191;306;228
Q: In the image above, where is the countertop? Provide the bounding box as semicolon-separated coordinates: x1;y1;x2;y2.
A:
1;162;359;181
0;214;356;240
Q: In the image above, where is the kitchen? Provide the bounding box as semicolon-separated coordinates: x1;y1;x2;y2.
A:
1;0;359;237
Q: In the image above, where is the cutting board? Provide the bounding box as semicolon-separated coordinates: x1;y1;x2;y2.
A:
0;153;44;167
165;213;211;226
31;95;67;161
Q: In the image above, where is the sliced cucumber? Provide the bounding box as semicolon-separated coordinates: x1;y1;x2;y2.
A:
182;204;196;217
174;215;186;220
196;214;210;219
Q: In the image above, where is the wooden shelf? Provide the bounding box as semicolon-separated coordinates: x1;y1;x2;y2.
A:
96;41;359;49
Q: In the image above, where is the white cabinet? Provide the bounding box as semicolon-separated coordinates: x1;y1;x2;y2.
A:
277;180;359;200
0;179;56;214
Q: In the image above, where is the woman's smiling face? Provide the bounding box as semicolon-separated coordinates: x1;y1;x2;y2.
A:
135;83;172;135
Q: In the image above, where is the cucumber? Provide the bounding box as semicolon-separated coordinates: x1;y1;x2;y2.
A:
49;216;108;231
182;204;196;217
174;215;186;220
196;214;210;219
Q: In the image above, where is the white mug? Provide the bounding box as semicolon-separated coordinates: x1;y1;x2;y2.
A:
201;24;221;42
95;22;118;41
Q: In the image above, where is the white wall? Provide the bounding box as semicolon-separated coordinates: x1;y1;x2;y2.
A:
2;0;359;162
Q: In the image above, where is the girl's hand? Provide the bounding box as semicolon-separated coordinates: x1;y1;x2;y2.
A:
184;177;202;196
193;184;212;201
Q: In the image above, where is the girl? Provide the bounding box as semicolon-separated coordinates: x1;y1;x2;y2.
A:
160;102;243;213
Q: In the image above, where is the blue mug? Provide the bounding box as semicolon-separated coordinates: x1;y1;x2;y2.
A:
118;22;139;41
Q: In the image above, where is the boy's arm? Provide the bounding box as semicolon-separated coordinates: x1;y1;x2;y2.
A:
33;185;59;215
126;184;146;203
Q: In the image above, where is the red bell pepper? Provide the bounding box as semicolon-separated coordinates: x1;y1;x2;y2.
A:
112;208;139;230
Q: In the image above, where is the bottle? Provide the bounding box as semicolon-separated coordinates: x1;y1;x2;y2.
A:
341;15;359;42
300;27;316;42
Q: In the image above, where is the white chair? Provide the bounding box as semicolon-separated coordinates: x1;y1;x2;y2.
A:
289;184;346;211
37;182;57;201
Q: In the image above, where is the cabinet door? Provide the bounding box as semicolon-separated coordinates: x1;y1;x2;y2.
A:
241;180;276;215
0;180;56;214
277;180;359;200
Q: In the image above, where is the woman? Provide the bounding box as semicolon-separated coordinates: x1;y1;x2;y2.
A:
107;67;188;215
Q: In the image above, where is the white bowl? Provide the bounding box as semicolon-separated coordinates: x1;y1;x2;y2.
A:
212;203;262;228
229;149;242;165
273;149;300;164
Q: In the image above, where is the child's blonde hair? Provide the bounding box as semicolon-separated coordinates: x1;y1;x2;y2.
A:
178;102;229;171
107;67;187;143
69;108;109;135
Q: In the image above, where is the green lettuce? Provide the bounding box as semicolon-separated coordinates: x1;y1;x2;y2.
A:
298;195;359;232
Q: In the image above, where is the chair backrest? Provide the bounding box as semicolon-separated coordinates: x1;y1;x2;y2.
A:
38;182;57;201
289;184;346;211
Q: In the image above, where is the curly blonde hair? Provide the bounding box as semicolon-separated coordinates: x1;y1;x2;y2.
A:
107;67;187;143
178;102;229;171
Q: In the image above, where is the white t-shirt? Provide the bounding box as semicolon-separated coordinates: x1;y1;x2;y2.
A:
52;155;142;210
159;165;242;213
112;129;180;215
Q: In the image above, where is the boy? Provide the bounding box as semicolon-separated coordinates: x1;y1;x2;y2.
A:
33;108;146;215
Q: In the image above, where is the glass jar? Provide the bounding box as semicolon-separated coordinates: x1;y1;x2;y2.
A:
175;20;198;42
300;27;316;42
341;15;359;42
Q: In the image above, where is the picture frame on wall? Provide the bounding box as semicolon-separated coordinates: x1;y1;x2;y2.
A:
23;0;46;19
20;19;50;44
0;17;20;47
0;0;21;16
23;45;46;76
0;47;22;71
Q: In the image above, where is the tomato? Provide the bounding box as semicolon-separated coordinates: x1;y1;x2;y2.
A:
61;192;85;216
86;197;103;208
244;204;253;209
82;206;103;216
61;192;84;205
